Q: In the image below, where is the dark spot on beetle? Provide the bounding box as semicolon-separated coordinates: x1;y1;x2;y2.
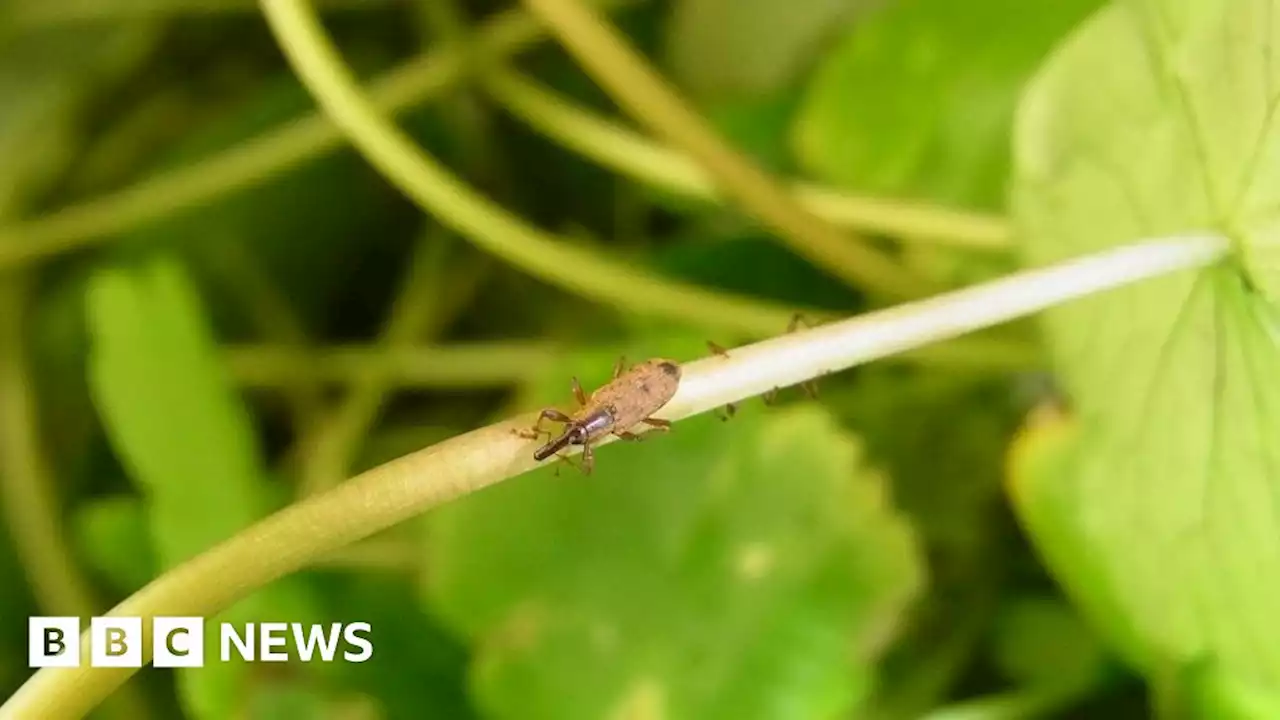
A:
660;362;679;377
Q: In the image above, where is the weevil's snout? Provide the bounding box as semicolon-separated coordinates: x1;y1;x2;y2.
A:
534;425;585;461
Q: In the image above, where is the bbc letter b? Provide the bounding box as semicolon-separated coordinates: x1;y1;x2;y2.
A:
91;617;142;668
29;617;80;668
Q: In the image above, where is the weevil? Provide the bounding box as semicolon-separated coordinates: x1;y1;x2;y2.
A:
519;357;679;474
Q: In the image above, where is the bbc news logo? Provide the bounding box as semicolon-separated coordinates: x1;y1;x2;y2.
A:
29;617;373;668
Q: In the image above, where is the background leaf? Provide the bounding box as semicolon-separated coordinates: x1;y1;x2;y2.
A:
85;256;321;719
792;0;1102;211
1012;0;1280;693
422;341;923;720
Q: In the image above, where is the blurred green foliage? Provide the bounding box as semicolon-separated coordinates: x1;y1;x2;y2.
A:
0;0;1274;718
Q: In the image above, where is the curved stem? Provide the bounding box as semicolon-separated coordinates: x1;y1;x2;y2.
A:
0;2;627;268
0;279;97;621
0;277;153;720
518;0;934;299
414;0;509;194
297;0;503;496
7;0;389;27
484;68;1012;251
0;233;1227;720
253;0;806;337
226;341;558;388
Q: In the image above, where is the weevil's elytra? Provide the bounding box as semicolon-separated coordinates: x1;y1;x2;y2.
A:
521;357;680;474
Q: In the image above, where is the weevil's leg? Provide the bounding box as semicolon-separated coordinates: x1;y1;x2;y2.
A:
515;407;574;439
615;430;645;441
706;343;737;419
571;377;587;407
612;355;627;379
756;315;820;409
784;314;822;399
580;443;595;475
551;452;583;477
642;417;672;431
788;312;816;333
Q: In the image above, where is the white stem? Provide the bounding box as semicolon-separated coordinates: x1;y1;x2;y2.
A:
658;234;1228;422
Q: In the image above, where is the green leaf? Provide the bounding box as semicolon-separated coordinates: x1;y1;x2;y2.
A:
792;0;1102;210
1178;659;1280;720
1005;410;1150;675
424;341;923;720
831;370;1020;719
85;256;317;720
1012;0;1280;691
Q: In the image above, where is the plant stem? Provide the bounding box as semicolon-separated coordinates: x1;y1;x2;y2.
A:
7;0;390;27
0;276;153;720
296;234;480;496
0;0;1006;271
294;1;505;497
0;1;632;268
0;279;96;621
0;233;1226;720
415;0;509;195
201;238;325;438
227;340;558;388
518;0;934;299
253;0;807;337
484;68;1012;251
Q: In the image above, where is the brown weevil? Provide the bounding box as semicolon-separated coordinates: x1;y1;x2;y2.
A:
519;356;680;474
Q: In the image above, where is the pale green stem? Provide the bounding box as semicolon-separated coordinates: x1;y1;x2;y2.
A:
6;0;389;27
0;233;1227;720
0;277;152;720
0;280;96;620
484;68;1012;251
0;2;629;268
252;0;805;336
415;0;507;193
518;0;934;299
0;0;1005;272
227;341;558;388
